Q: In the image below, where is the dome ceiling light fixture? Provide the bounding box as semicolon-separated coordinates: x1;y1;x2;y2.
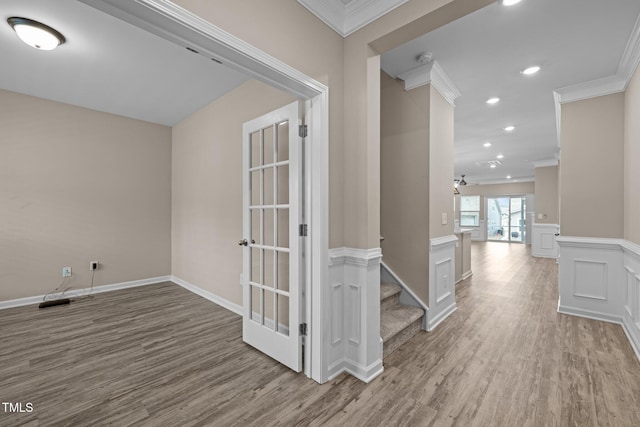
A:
500;0;523;6
7;17;66;51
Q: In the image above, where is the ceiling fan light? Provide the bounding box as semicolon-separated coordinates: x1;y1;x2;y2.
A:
7;17;65;51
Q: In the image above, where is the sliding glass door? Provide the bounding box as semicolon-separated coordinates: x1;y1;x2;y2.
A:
487;196;526;242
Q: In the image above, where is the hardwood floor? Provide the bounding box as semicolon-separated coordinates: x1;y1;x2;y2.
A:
1;242;640;426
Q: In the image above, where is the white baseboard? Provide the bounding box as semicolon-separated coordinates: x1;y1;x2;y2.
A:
557;302;624;325
326;357;384;383
427;302;457;331
0;276;172;310
557;236;640;365
326;247;382;384
171;276;242;316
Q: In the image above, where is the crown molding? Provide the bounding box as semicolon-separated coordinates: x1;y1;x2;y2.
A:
297;0;409;37
552;14;640;145
618;12;640;87
532;159;558;168
397;61;461;107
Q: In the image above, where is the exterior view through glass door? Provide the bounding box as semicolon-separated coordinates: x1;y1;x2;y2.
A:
487;196;526;242
241;101;303;372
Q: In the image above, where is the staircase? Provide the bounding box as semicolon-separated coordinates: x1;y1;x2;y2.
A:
380;281;425;357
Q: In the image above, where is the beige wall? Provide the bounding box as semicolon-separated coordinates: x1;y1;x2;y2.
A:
534;166;559;224
172;0;492;250
560;93;624;238
380;72;430;302
172;80;294;305
0;89;171;301
457;182;535;221
173;0;345;249
625;64;640;244
429;85;455;239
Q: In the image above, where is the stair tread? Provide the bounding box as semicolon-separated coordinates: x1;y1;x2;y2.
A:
380;282;401;301
380;303;424;342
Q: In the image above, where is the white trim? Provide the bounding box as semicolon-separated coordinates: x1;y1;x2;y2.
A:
0;276;171;310
553;13;640;145
427;302;457;332
80;0;330;384
380;261;428;312
171;276;243;315
618;12;640;88
557;236;640;365
531;223;559;259
297;0;410;37
554;75;626;105
532;159;558;168
397;61;461;107
326;246;383;383
80;0;325;99
430;234;458;252
329;247;383;267
427;235;457;331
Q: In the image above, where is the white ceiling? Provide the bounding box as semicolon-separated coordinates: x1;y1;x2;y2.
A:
3;0;639;185
0;0;249;126
381;0;640;185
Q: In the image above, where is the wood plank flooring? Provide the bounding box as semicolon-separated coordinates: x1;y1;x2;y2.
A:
1;242;640;426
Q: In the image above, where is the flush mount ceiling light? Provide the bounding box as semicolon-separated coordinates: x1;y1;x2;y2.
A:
500;0;523;6
522;65;541;75
506;175;512;179
7;17;65;50
504;125;515;132
483;142;492;147
496;154;504;159
486;97;500;105
490;164;497;169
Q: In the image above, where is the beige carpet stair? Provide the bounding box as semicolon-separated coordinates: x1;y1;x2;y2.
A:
380;282;424;357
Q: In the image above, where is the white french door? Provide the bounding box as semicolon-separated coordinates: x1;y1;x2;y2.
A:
241;101;303;372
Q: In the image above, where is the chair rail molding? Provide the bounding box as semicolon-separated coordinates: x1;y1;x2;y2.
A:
327;247;383;383
557;236;640;363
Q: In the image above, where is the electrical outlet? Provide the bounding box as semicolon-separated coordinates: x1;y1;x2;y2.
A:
90;261;99;271
62;267;72;277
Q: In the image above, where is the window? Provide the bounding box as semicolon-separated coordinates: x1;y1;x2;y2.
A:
460;195;480;227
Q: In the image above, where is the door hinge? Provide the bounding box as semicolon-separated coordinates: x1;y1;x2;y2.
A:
299;224;308;237
298;124;308;138
299;323;307;336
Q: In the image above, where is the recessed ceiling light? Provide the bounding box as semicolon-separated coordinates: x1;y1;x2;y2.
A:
504;125;515;132
522;66;540;75
486;97;500;105
490;164;497;169
7;17;65;50
496;154;504;159
483;142;492;147
500;0;523;6
506;175;512;179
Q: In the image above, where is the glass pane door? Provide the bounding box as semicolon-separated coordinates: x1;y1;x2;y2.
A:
487;196;527;243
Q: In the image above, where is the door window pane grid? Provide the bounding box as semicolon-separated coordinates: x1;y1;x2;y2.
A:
247;119;291;337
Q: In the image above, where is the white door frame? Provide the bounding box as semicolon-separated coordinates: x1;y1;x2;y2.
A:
82;0;329;382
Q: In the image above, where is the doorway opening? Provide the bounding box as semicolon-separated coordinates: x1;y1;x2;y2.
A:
487;196;526;243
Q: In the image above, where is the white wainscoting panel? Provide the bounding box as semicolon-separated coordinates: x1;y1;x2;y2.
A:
557;237;640;363
531;223;559;258
427;235;457;331
573;260;608;300
469;220;487;241
326;247;383;383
